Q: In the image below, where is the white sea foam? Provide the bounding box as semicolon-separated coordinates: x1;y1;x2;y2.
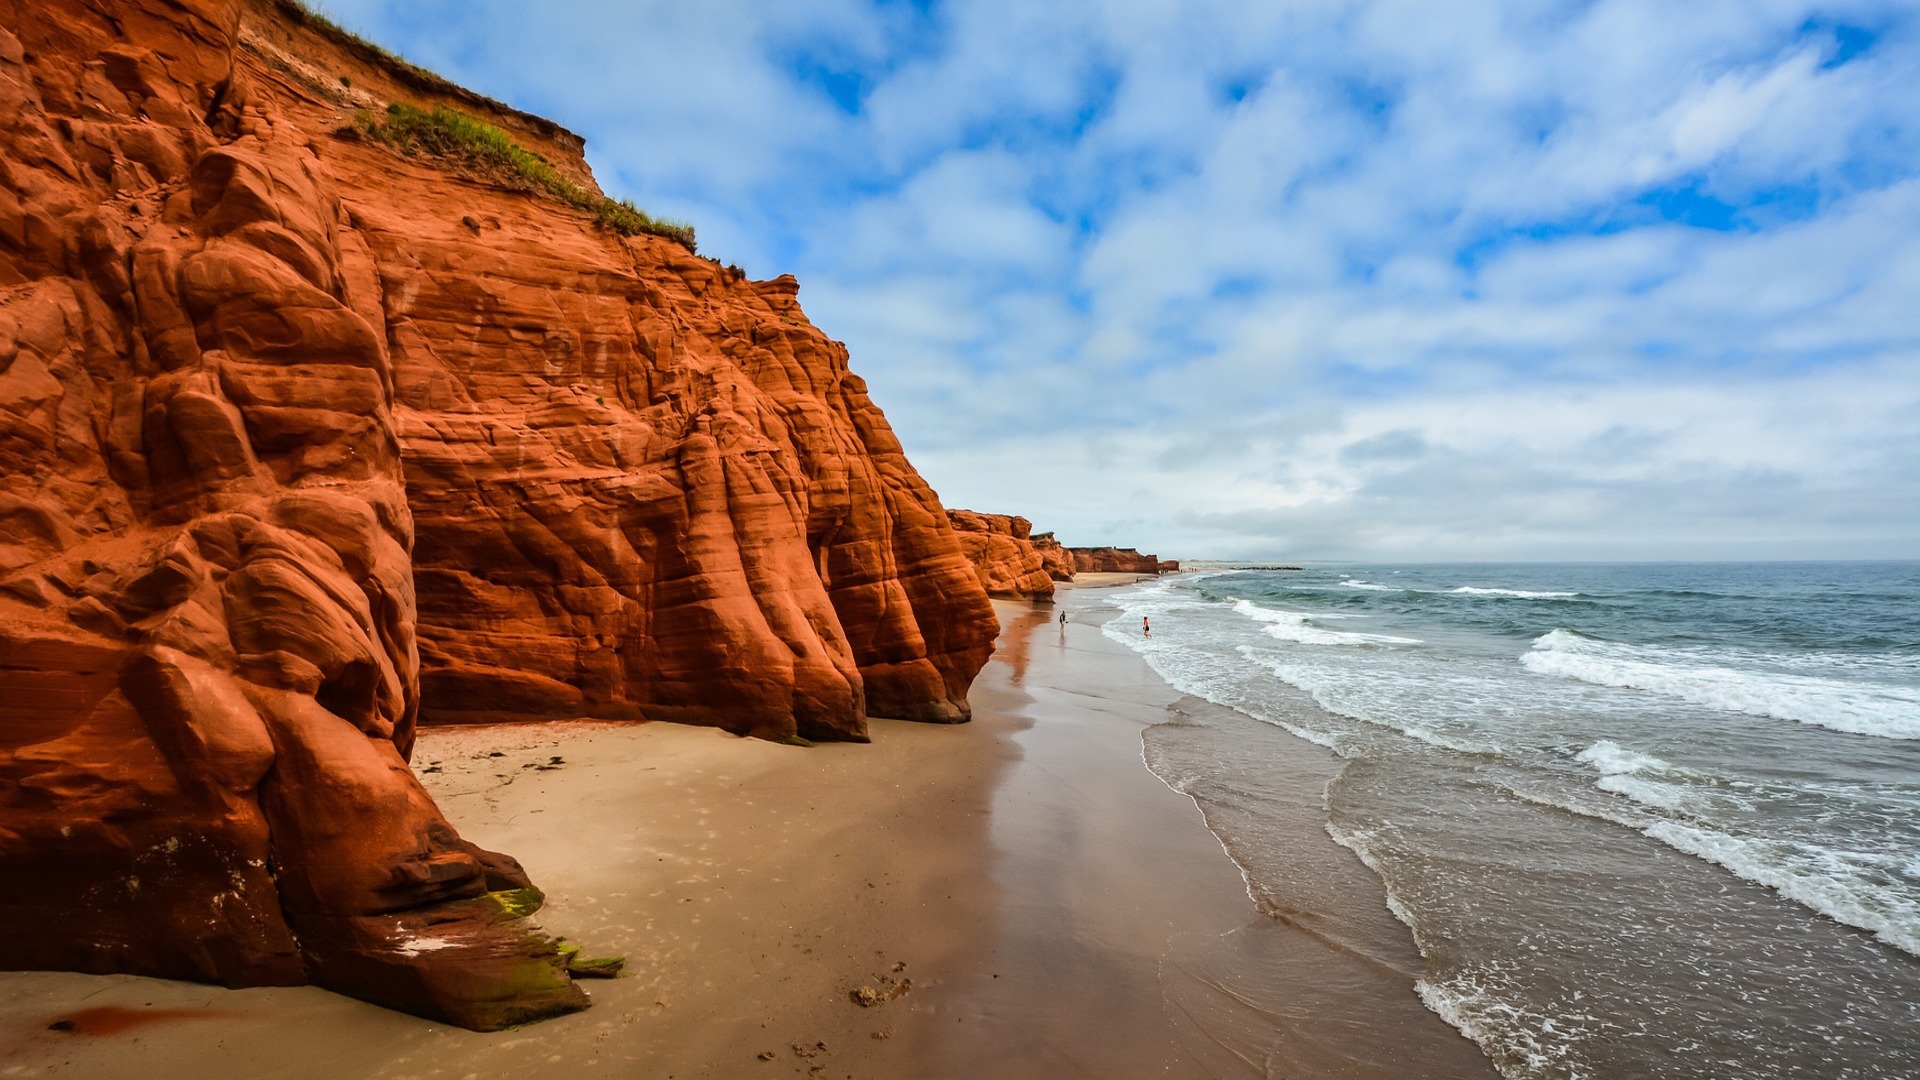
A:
1500;782;1652;840
1451;586;1579;599
1099;617;1345;750
1416;972;1594;1080
1337;580;1579;599
1643;820;1920;958
1397;723;1499;755
1574;739;1673;777
1328;821;1587;1080
1275;721;1339;748
1231;599;1422;646
1572;741;1707;811
1101;567;1920;1077
1596;774;1701;814
1235;646;1504;755
1523;630;1920;740
1325;821;1420;933
1515;764;1920;960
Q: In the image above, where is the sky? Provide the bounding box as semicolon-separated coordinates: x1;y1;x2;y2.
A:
316;0;1920;561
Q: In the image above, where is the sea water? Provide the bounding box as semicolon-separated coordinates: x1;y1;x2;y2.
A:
1101;562;1920;1079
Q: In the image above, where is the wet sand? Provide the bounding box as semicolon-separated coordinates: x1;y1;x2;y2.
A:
0;588;1492;1079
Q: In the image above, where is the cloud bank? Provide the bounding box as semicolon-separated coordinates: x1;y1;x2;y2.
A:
318;0;1920;560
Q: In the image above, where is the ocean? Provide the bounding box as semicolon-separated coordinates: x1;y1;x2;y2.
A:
1099;562;1920;1079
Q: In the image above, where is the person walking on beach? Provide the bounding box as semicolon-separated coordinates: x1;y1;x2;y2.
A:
1059;611;1067;627
1142;616;1150;637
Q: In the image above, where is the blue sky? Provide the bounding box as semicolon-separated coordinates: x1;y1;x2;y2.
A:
318;0;1920;560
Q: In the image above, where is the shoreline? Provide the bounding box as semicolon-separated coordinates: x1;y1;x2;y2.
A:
0;585;1490;1078
1051;581;1495;1078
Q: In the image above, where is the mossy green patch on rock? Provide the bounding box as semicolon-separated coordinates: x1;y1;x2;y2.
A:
567;954;625;979
482;886;546;920
352;103;696;251
553;939;624;978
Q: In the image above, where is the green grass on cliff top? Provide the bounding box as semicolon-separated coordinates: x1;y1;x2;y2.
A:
285;1;694;252
356;103;696;251
285;0;442;89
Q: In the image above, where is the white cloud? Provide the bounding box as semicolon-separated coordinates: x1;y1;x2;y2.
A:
320;0;1920;559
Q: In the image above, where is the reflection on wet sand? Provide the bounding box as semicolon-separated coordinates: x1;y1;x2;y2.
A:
997;600;1054;687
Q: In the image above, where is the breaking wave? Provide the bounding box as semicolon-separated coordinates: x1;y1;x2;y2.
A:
1522;630;1920;740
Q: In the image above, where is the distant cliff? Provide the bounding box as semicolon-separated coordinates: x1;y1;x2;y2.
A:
1070;547;1173;574
949;513;1183;594
946;510;1067;598
1031;531;1077;581
0;0;996;1029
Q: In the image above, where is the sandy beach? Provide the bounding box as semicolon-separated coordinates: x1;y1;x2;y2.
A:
0;584;1491;1079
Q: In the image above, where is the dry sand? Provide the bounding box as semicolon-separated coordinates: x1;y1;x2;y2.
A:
0;586;1492;1079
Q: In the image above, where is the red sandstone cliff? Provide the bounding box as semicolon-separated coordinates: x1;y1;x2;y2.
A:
1070;546;1168;574
949;510;1184;592
946;510;1061;598
0;0;996;1027
1031;531;1076;582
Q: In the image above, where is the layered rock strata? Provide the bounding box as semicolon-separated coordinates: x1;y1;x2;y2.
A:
1031;531;1076;582
946;510;1059;599
0;0;996;1027
1069;546;1169;574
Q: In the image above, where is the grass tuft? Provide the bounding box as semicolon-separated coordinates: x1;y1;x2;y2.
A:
354;103;696;251
284;0;446;87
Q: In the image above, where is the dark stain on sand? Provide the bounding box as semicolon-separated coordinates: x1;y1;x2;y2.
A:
45;1005;226;1036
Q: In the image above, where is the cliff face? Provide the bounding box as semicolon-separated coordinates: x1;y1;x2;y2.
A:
1070;547;1167;574
946;510;1058;599
377;159;993;738
0;0;995;1027
949;511;1178;592
1031;532;1076;582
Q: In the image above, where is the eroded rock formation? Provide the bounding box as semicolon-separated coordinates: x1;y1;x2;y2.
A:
948;509;1183;593
0;0;995;1026
946;510;1060;599
1031;531;1076;582
1069;546;1168;574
